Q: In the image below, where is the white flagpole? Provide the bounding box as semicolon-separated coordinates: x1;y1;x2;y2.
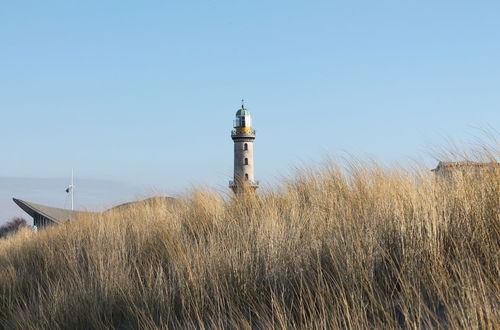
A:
71;169;74;211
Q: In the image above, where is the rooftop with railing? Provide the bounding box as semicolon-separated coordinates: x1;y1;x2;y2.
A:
231;129;256;137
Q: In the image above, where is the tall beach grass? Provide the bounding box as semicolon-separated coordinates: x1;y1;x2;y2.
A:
0;155;498;329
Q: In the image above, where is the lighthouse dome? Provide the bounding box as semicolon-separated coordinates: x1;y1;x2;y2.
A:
236;107;251;117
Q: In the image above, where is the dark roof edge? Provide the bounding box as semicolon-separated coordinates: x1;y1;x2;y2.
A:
13;198;37;218
12;198;67;224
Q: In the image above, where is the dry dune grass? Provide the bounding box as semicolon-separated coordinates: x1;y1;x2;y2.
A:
0;157;499;329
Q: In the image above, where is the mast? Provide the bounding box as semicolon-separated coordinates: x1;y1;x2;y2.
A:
71;169;74;211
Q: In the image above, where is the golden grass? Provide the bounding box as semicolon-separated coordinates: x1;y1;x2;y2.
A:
0;159;499;329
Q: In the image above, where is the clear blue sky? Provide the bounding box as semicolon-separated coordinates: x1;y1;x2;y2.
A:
0;1;499;220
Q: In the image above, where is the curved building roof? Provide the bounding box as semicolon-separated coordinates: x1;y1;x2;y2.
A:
13;196;176;225
105;196;177;213
236;106;251;117
13;198;91;224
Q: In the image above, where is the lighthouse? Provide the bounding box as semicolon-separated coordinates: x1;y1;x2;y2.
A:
230;101;258;194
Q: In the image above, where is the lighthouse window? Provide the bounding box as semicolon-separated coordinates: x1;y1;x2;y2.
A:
244;143;248;150
245;173;249;180
244;158;248;165
241;117;246;127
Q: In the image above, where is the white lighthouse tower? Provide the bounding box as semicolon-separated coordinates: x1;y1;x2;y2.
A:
230;101;258;194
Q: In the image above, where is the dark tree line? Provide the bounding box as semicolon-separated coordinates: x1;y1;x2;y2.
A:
0;217;28;239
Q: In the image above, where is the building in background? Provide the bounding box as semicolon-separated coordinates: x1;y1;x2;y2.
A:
431;161;499;180
229;102;259;194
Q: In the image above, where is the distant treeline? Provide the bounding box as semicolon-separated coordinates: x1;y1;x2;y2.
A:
0;217;27;239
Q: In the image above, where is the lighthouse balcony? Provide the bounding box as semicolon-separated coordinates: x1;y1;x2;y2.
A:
231;129;256;137
229;180;259;188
